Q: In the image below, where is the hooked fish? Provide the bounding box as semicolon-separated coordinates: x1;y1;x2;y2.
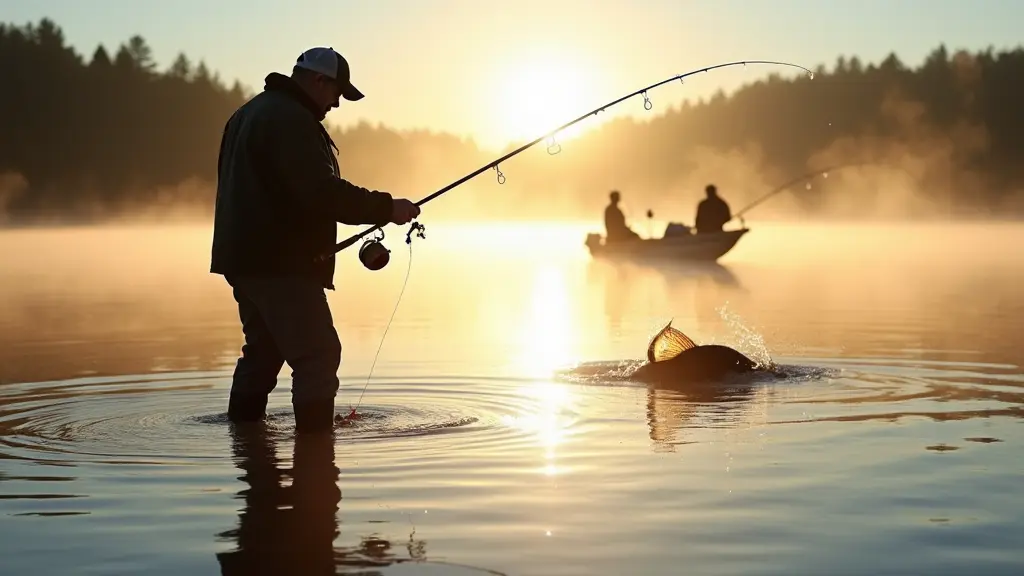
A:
629;320;770;385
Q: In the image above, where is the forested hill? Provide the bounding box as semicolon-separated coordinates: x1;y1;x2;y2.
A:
2;17;1023;224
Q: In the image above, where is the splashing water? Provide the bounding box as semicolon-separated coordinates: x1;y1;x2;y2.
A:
714;303;775;368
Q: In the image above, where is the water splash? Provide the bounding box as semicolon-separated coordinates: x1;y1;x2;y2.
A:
714;303;774;367
554;359;644;386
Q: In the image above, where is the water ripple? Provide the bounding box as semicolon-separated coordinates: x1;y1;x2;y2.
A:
0;373;558;467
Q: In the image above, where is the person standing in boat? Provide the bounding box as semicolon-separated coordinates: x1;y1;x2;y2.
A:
604;190;641;243
694;184;732;233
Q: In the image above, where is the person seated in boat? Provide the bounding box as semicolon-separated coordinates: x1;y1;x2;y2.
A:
604;190;642;243
694;184;732;234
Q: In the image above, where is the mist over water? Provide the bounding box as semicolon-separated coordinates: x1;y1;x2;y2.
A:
0;219;1021;575
5;19;1024;229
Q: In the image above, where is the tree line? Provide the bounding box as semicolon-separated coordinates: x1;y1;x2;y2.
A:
2;17;1023;224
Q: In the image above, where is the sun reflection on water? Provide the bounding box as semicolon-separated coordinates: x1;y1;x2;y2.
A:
499;262;584;475
502;380;576;477
512;264;580;379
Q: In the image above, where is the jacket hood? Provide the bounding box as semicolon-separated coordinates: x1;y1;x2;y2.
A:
263;72;338;153
264;72;325;120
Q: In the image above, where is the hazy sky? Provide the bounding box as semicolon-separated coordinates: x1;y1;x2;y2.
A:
5;0;1022;150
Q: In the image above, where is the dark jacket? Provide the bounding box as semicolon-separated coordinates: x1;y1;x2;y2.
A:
695;195;731;233
210;72;394;289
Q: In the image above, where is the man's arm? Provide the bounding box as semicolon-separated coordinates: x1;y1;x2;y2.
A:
263;105;394;226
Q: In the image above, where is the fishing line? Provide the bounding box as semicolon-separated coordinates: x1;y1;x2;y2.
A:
340;222;425;423
729;162;875;226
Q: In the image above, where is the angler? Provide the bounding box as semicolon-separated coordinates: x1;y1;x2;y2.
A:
210;46;422;434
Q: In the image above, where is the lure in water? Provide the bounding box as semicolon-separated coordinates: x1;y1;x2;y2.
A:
335;407;363;426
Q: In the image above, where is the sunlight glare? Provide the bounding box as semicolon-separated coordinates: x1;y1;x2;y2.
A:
501;260;581;475
490;51;600;146
513;264;578;378
501;380;576;478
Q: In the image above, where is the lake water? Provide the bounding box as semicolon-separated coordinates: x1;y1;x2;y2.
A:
1;221;1022;575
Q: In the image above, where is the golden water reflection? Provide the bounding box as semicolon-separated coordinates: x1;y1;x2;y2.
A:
501;380;576;478
512;264;579;379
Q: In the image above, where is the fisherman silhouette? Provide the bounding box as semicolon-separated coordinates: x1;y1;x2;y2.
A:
694;184;732;234
604;190;642;243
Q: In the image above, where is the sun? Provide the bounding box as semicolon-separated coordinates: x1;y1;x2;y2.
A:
489;52;600;147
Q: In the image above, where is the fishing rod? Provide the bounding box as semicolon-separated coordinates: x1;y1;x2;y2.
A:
318;59;815;268
335;58;814;421
729;162;873;227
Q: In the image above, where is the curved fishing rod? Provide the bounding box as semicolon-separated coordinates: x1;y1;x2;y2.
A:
318;59;814;262
729;162;873;227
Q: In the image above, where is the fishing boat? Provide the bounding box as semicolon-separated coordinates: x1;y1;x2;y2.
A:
585;226;749;263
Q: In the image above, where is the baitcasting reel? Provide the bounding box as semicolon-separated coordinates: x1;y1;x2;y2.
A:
357;221;426;271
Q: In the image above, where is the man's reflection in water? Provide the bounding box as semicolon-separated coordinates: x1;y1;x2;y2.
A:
215;424;424;575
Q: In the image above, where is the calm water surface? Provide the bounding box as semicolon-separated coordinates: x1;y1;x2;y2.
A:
1;221;1022;575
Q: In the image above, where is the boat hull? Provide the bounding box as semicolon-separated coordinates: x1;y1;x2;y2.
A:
585;229;749;262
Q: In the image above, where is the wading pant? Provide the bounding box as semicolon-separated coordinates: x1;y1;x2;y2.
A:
224;275;341;433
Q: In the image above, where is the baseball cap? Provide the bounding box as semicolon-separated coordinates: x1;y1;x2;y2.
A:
294;47;364;101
